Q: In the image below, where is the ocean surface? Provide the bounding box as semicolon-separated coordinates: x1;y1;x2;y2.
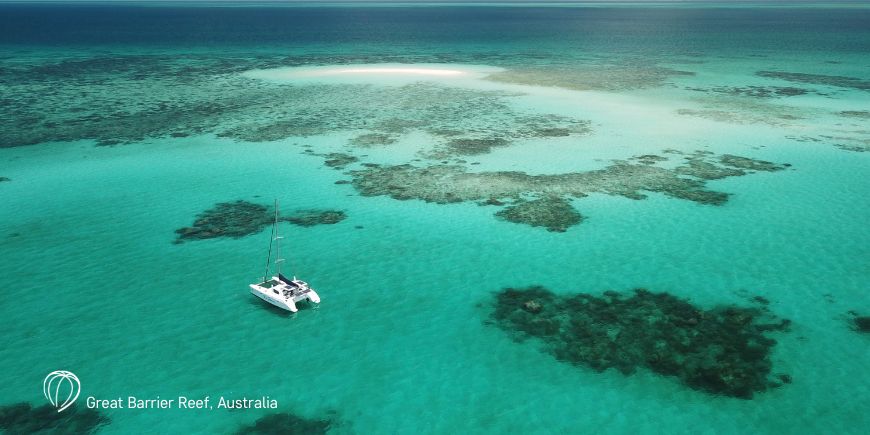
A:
0;2;868;434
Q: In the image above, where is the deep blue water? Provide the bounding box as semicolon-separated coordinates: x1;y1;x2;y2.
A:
1;4;869;54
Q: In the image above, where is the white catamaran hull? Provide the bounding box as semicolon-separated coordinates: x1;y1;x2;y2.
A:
249;284;320;313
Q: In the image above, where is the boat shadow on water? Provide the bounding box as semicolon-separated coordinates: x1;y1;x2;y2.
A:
247;297;320;318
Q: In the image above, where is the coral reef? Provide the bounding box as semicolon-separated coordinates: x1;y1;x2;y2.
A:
349;133;397;147
485;62;695;91
0;176;9;182
175;201;346;242
322;153;359;169
349;151;786;231
283;210;347;227
719;154;787;171
489;286;791;399
705;86;811;98
821;134;870;153
676;106;801;126
787;132;870;152
0;55;591;153
851;314;870;333
445;138;509;155
175;201;274;242
0;402;109;434
234;411;334;435
495;197;582;232
674;152;746;180
838;110;870;119
756;71;870;91
630;154;668;165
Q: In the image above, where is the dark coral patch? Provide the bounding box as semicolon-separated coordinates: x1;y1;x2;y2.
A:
489;286;791;399
0;176;9;182
719;154;787;172
630;154;668;165
175;201;346;242
675;154;745;180
838;110;870;119
284;210;347;227
234;411;334;435
495;197;582;232
852;315;870;333
322;153;358;169
756;71;870;91
349;133;397;146
175;201;273;242
707;86;811;98
0;402;110;434
446;138;509;155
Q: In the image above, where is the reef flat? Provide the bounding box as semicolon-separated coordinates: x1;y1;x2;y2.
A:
676;95;804;126
489;287;791;399
348;151;787;231
0;57;591;154
484;61;695;91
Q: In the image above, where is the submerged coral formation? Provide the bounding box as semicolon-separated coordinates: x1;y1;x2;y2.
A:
821;134;870;153
349;151;786;231
676;105;801;126
756;71;870;91
787;132;870;152
234;411;334;435
719;154;787;171
445;137;510;155
175;201;274;242
838;110;870;119
0;402;109;434
322;152;359;169
495;197;582;232
349;132;398;147
705;86;812;98
283;210;347;227
485;62;695;91
174;201;346;242
850;314;870;333
489;286;791;399
0;177;9;182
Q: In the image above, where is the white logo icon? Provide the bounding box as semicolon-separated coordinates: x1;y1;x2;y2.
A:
43;371;80;412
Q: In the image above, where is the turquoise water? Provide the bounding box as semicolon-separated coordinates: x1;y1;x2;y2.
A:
1;3;869;434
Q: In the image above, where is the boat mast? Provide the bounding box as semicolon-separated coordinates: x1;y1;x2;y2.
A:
274;199;285;275
262;201;276;283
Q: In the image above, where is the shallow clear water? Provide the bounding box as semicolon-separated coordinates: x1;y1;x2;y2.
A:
0;3;868;434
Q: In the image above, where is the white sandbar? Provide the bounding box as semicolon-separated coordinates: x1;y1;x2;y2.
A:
243;63;504;86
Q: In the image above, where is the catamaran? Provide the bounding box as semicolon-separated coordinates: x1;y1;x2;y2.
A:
249;200;320;312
